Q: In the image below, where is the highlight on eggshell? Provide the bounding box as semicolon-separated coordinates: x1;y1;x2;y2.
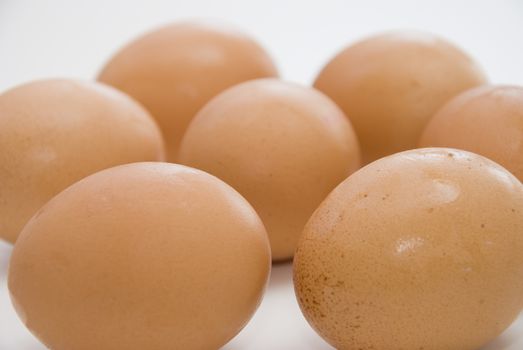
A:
294;147;523;350
8;162;271;350
314;30;487;165
98;20;278;162
420;84;523;182
179;78;361;261
0;79;165;244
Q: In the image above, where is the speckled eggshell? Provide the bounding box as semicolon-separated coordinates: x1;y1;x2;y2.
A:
179;79;360;261
420;85;523;181
98;21;278;161
8;162;271;350
294;148;523;350
0;79;164;244
314;31;487;164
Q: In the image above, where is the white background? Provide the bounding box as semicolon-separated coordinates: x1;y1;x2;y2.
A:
1;0;523;349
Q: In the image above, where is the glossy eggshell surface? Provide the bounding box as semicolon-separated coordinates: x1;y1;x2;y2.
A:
8;162;271;350
420;85;523;181
0;79;164;244
179;79;361;261
98;21;278;161
294;148;523;350
314;31;487;164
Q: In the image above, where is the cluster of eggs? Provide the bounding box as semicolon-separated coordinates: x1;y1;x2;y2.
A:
2;21;523;350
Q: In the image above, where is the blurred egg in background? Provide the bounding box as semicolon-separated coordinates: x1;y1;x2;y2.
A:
420;85;523;181
98;21;278;161
0;79;164;244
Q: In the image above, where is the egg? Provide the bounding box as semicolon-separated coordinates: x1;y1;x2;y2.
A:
98;21;278;161
314;31;487;164
179;79;360;261
8;162;271;350
0;79;164;244
420;85;523;181
294;148;523;350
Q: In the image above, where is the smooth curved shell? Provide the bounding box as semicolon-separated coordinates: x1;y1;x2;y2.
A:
0;79;164;243
294;148;523;350
420;85;523;181
8;162;271;350
179;79;360;260
98;21;278;161
314;31;487;164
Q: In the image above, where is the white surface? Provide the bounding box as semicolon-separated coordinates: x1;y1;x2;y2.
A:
1;0;523;349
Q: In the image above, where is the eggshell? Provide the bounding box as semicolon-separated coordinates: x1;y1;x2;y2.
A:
179;79;360;261
0;79;164;243
8;162;271;350
98;21;278;161
294;148;523;350
420;85;523;181
314;31;487;164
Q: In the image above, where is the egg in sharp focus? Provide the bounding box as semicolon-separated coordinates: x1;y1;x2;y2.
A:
8;162;271;350
420;85;523;182
314;31;487;164
98;21;278;161
0;79;164;244
179;78;360;261
294;148;523;350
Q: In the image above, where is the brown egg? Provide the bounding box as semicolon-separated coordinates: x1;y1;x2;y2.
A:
420;85;523;181
8;162;271;350
0;79;164;244
179;79;360;261
314;31;487;164
294;148;523;350
98;21;278;161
